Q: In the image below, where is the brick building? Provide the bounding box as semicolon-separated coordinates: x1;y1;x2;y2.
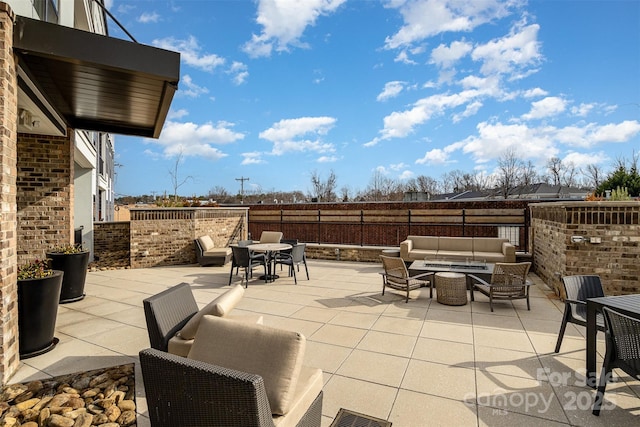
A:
0;0;180;383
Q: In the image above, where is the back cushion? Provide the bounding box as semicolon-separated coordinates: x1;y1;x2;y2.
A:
188;316;305;416
473;238;507;253
410;236;439;250
260;231;283;243
198;235;215;251
440;237;473;251
179;285;244;339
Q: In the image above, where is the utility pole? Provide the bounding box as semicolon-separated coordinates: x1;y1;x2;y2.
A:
236;176;249;204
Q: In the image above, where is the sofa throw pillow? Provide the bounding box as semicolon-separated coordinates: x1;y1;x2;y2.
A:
197;235;215;251
178;284;244;340
188;316;306;416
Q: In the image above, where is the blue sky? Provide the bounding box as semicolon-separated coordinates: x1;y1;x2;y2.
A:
109;0;640;198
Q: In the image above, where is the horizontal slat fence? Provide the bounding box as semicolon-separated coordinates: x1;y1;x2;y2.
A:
248;201;530;251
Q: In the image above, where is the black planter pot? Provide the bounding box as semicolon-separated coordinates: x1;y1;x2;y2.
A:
46;251;90;303
17;270;63;359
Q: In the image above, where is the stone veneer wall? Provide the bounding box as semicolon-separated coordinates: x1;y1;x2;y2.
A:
0;3;18;384
531;201;640;297
129;208;248;268
92;222;131;269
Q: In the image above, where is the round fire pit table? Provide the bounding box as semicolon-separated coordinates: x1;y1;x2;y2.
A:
435;272;467;306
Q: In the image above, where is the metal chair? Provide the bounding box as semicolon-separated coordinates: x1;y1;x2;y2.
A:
273;243;309;284
229;246;267;287
469;262;532;312
554;275;606;353
593;307;640;415
380;255;433;303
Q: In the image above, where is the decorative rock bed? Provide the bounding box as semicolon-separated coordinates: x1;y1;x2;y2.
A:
0;364;136;427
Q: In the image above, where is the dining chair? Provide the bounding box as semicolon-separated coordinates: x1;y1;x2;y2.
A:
592;307;640;415
380;255;433;303
554;275;605;353
273;243;309;284
229;246;267;287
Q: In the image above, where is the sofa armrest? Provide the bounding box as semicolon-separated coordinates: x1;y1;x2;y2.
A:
502;242;516;263
400;239;412;260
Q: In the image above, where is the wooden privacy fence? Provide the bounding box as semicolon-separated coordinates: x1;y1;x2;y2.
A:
248;204;529;251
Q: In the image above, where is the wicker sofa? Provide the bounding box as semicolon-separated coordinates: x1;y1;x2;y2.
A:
194;235;232;266
400;236;515;263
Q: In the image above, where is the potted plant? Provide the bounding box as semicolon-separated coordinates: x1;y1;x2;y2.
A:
46;244;90;303
17;259;63;359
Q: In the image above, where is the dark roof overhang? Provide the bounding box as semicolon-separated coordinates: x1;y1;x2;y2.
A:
13;15;180;138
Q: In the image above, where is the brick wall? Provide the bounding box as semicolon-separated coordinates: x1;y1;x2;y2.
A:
0;2;19;384
531;201;640;296
92;222;130;269
129;208;248;268
16;131;74;264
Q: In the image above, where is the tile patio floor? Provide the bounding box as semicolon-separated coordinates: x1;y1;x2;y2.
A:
9;260;640;426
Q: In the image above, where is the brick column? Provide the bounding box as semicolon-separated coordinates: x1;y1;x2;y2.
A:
0;2;19;384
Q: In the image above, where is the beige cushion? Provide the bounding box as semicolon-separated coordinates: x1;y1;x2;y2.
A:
198;235;215;251
438;237;473;251
203;247;232;257
178;285;245;340
188;316;306;416
473;238;507;253
259;231;283;243
410;236;439;250
272;366;323;427
169;314;264;357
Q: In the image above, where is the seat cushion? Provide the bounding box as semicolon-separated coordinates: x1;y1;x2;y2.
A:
188;316;306;416
178;284;245;339
197;235;215;251
203;247;232;257
272;366;323;427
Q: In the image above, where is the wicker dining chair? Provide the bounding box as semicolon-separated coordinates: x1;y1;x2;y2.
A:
229;246;268;287
380;255;434;303
273;243;309;284
469;262;532;312
554;275;606;353
593;307;640;415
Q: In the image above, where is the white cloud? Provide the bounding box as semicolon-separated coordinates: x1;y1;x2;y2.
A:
317;155;338;163
384;0;518;49
168;109;189;120
243;0;346;58
179;75;209;98
416;148;450;165
228;62;249;85
153;36;225;72
522;87;548;98
398;170;415;180
259;116;337;155
430;40;473;69
242;152;265;165
452;100;483;122
394;50;417;65
471;20;542;78
138;11;160;23
571;103;596;117
522;96;567;120
146;120;245;161
377;81;406;101
563;151;608;167
390;162;408;171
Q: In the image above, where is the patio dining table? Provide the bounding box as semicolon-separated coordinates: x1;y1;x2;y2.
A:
247;242;292;282
586;293;640;387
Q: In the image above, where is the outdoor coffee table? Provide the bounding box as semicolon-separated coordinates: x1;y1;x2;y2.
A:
435;272;467;305
409;260;494;283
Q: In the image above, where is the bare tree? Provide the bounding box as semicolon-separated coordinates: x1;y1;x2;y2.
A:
547;157;563;186
169;148;193;201
496;149;523;198
416;175;441;196
309;169;338;202
520;160;539;188
561;161;579;187
339;186;351;202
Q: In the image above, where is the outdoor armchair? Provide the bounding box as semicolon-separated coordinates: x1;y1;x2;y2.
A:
469;262;532;312
555;275;606;353
593;307;640;415
194;235;232;266
143;282;262;357
380;255;433;303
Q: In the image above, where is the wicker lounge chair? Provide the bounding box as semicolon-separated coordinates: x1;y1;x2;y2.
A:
139;315;323;426
380;255;434;303
593;307;640;415
554;275;606;353
469;262;532;312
